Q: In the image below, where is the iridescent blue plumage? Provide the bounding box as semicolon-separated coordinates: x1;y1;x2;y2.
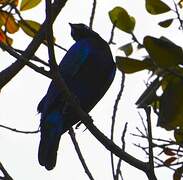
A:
38;23;116;170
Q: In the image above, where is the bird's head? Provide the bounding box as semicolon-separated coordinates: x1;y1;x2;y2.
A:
69;23;100;41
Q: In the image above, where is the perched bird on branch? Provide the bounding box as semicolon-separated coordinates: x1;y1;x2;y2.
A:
37;23;116;170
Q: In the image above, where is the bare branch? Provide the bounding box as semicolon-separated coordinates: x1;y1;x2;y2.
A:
115;122;128;180
110;73;125;180
0;43;51;78
89;0;97;29
0;162;13;180
108;23;116;45
69;128;94;180
145;108;155;169
173;0;183;30
0;124;39;134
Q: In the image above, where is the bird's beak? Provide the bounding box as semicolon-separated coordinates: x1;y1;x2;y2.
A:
69;23;74;27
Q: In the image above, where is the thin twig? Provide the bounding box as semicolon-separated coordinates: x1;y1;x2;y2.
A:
173;0;183;30
0;42;51;78
69;128;94;180
115;123;128;180
145;107;154;166
0;162;13;180
110;73;125;180
14;49;50;67
89;0;96;29
144;107;157;179
108;23;116;45
138;112;148;136
0;124;39;134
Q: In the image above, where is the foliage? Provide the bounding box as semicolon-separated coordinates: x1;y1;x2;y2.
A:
109;0;183;179
0;0;41;45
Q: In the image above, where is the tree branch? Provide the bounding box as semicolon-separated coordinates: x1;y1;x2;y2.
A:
115;122;128;180
69;128;94;180
144;107;157;180
0;0;68;90
0;162;13;180
0;43;51;78
110;73;125;180
0;124;39;134
89;0;97;28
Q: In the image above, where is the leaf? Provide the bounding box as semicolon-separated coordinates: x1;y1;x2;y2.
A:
144;36;183;68
158;78;183;130
136;78;161;108
178;0;183;8
145;0;171;15
20;0;41;11
164;157;177;166
116;56;154;74
174;166;183;180
18;19;40;37
163;148;176;156
0;0;18;6
158;19;173;28
0;28;13;45
119;43;133;56
0;11;19;33
109;6;135;33
174;127;183;144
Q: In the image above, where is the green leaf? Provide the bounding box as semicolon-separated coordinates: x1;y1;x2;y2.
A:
116;56;153;74
18;20;40;37
158;19;173;28
109;6;135;33
174;127;183;144
119;43;133;56
145;0;171;15
20;0;41;11
158;77;183;130
173;166;183;180
143;36;183;68
136;78;161;108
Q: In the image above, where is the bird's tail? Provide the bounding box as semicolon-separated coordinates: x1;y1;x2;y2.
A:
38;112;64;170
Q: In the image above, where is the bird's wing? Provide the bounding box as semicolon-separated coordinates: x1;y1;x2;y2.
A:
59;39;92;81
37;39;92;113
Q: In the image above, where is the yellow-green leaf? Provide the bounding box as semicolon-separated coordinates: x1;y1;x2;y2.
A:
143;36;183;68
19;19;40;37
146;0;171;15
173;166;183;180
158;78;183;130
119;43;133;56
109;6;135;33
0;11;19;33
136;78;161;108
116;56;153;74
174;128;183;144
20;0;41;11
159;19;173;28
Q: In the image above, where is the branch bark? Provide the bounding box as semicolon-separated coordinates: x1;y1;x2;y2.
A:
69;128;95;180
0;0;68;90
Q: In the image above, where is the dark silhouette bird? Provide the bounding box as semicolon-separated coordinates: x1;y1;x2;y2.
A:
37;23;116;170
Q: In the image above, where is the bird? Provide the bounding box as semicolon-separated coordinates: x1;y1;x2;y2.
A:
37;23;116;170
